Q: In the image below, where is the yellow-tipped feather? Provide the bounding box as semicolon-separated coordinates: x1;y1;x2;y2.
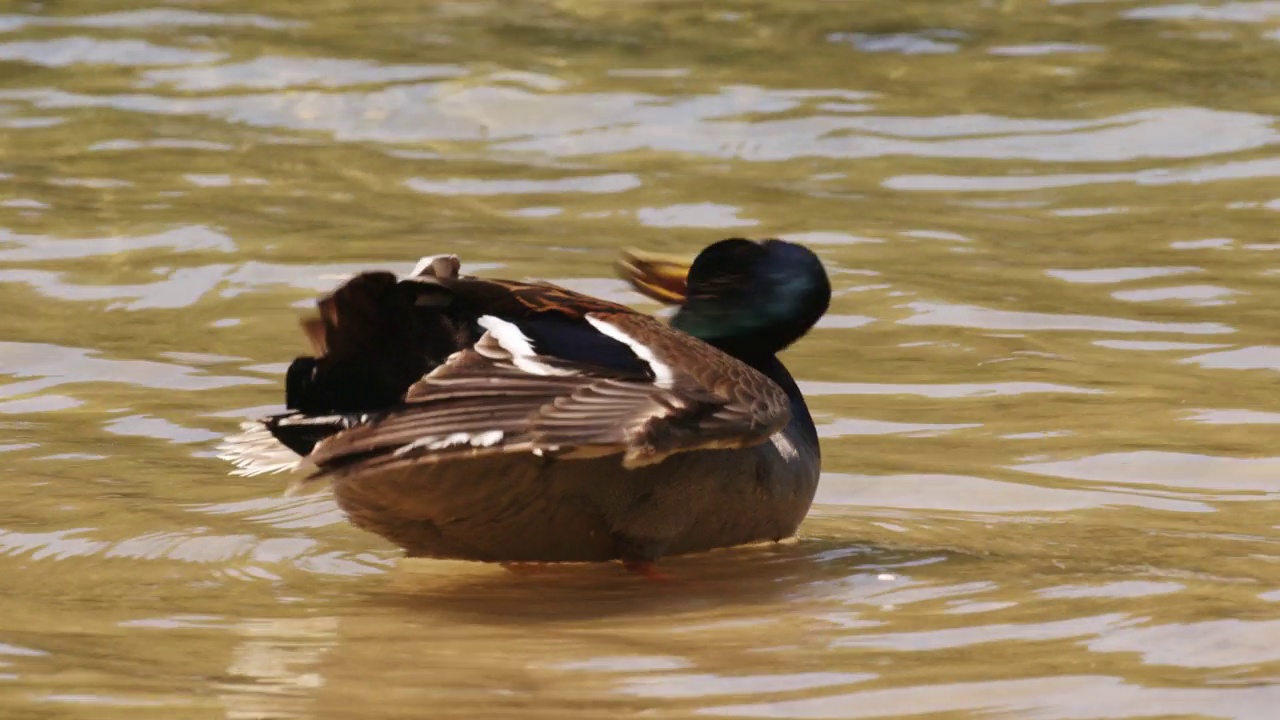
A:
616;248;693;305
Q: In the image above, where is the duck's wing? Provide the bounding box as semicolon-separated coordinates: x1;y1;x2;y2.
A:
220;257;790;480
305;309;789;476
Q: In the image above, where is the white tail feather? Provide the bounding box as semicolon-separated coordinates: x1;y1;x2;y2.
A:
217;422;310;478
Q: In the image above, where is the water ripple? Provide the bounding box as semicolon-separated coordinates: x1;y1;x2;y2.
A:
0;38;223;67
702;676;1280;719
0;342;267;396
141;57;463;91
0;9;302;31
902;301;1235;334
0;226;234;261
0;0;1278;716
816;473;1213;513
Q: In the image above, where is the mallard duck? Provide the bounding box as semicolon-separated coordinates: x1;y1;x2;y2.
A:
219;237;830;576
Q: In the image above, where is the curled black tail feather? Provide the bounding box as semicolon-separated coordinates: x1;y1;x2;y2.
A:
264;412;355;458
285;271;475;417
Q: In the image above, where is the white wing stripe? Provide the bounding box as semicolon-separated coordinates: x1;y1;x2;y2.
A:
584;315;675;389
477;315;578;377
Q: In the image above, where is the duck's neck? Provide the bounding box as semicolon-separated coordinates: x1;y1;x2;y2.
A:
712;344;818;455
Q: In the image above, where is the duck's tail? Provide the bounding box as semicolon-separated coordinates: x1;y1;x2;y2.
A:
218;420;305;475
218;254;473;490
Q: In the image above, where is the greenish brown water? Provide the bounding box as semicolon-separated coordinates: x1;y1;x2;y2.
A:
1;1;1280;717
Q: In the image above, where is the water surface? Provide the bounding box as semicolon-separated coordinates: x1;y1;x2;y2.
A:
1;1;1279;718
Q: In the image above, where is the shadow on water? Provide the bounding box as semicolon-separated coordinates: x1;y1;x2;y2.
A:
365;539;958;623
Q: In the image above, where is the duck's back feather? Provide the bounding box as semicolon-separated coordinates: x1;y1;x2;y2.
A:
224;257;792;481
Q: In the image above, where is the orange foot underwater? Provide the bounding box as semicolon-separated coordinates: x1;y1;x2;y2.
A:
622;560;674;581
500;562;553;575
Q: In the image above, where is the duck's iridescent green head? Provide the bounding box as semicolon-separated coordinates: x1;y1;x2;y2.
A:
620;238;830;356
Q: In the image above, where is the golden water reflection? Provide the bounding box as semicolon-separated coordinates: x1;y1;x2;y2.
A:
1;0;1279;718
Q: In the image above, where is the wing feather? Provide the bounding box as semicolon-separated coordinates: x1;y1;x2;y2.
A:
307;310;790;476
234;265;792;481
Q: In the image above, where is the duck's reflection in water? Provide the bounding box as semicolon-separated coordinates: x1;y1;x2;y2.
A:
342;541;952;714
372;538;938;621
214;539;955;719
217;616;339;720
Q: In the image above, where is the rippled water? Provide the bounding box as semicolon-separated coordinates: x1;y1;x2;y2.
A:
1;1;1279;718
